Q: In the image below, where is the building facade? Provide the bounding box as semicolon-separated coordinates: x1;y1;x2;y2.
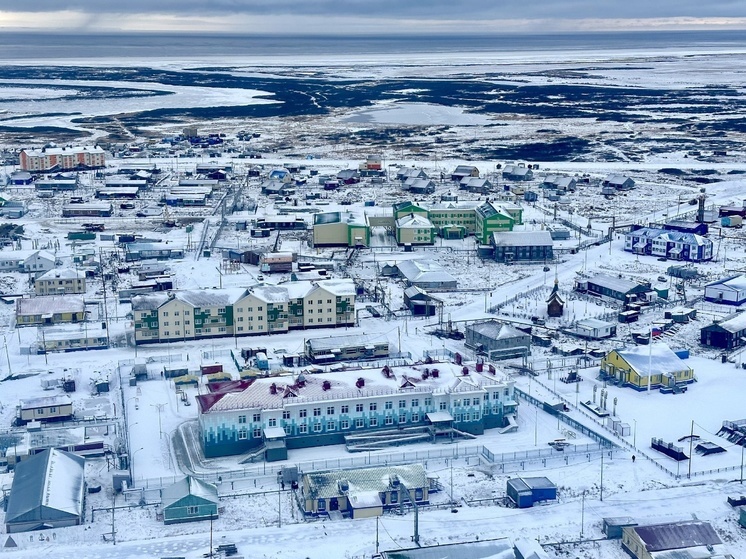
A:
133;279;356;344
196;364;517;458
34;268;86;296
20;145;106;172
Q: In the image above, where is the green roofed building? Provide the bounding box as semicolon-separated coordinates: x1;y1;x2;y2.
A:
161;476;219;525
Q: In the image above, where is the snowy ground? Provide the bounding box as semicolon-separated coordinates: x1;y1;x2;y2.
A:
3;45;746;558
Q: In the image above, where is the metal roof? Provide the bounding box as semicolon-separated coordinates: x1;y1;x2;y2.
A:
304;463;428;500
491;231;553;247
615;343;691;378
633;520;721;552
162;476;219;509
5;449;85;526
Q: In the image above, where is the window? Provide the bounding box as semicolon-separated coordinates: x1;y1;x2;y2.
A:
369;403;377;411
385;401;392;410
163;321;169;327
341;420;349;429
463;398;470;406
439;401;448;410
399;414;407;424
313;407;321;416
385;416;394;425
369;418;378;427
390;491;398;504
415;488;423;501
299;409;307;418
238;428;248;440
411;398;419;407
504;389;509;396
299;424;308;434
327;421;336;431
399;400;406;409
341;405;349;414
424;398;432;407
282;410;290;420
313;423;322;433
187;506;199;515
238;415;247;424
473;398;480;406
327;406;335;415
317;499;326;512
253;413;261;422
412;413;419;422
355;418;365;428
174;311;180;316
163;311;169;317
454;414;462;422
356;403;364;413
268;418;277;427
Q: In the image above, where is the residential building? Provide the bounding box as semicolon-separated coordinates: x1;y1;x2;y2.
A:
624;227;712;262
491;231;553;263
34;268;86;296
61;202;113;218
161;476;219;525
704;275;746;305
124;243;185;262
451;165;479;181
395;260;457;289
0;250;56;275
621;520;728;559
20;145;106;172
566;318;616;340
196;362;517;458
133;279;355;344
17;395;74;424
502;165;534;181
603;174;635;190
700;312;746;350
575;274;653;303
305;334;390;363
600;343;695;391
15;296;86;326
465;320;531;360
301;464;431;518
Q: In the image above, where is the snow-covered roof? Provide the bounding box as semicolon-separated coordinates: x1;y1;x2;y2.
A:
586;273;649;294
314;278;356;297
162;476;219;508
396;260;457;286
705;274;746;291
632;520;721;552
17;296;85;316
709;311;746;333
491;231;553;247
5;448;85;526
19;394;72;409
23;145;105;157
467;320;529;340
250;285;290;304
615;343;691;377
304;463;428;500
131;293;170;311
37;268;85;281
396;214;434;229
176;288;247;308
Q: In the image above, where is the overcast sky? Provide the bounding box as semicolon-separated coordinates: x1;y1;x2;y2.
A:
1;2;745;34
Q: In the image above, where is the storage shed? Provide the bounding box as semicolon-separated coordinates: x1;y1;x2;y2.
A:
506;477;557;508
603;517;638;539
161;476;219;525
4;448;85;533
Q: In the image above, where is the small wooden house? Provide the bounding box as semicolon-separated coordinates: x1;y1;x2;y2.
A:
161;476;219;525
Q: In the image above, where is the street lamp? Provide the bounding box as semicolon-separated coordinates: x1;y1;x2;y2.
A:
633;419;637;448
150;403;165;439
131;447;144;484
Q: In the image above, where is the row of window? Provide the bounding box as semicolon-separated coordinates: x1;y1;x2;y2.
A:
235;408;496;441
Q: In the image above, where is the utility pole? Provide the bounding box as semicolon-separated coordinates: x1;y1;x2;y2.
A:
151;403;165;439
688;420;695;479
111;491;116;545
278;485;282;528
600;451;604;502
376;516;380;554
580;491;586;540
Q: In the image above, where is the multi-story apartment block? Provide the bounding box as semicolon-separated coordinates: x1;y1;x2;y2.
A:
132;279;356;344
20;145;106;172
624;227;713;262
196;363;518;458
34;268;86;296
